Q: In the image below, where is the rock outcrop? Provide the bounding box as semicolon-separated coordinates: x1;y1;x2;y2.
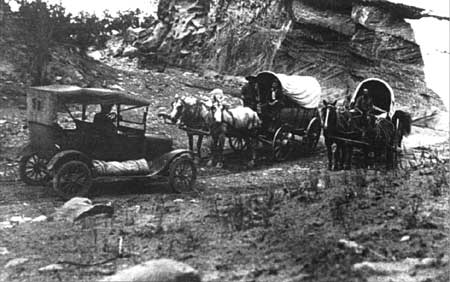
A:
128;0;448;115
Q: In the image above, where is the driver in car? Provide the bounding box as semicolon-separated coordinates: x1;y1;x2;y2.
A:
94;104;117;133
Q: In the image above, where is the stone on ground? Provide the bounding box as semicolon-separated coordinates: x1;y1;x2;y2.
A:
53;197;113;222
99;258;201;282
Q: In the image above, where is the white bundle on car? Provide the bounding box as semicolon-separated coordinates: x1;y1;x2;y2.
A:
93;159;150;176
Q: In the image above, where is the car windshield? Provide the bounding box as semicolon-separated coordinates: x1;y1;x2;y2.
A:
54;103;147;131
119;105;147;130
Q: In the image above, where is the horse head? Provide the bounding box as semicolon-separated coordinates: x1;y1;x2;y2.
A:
321;100;338;131
210;95;226;124
167;95;185;123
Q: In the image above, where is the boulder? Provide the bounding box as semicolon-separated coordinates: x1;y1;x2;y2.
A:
99;258;201;282
5;258;29;268
52;197;113;222
88;50;103;61
122;46;139;57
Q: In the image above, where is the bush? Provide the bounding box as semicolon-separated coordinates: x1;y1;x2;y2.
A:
15;1;149;52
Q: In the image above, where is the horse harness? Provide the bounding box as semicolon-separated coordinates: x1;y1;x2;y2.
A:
180;99;209;130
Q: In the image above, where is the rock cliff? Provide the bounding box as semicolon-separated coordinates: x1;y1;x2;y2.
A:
129;0;448;114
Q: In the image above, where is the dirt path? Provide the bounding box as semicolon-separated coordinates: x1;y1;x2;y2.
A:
0;57;448;282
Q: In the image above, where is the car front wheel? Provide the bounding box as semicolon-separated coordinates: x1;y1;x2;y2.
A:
168;155;196;193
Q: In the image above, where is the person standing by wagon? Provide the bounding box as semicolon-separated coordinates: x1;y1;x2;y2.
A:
241;76;258;111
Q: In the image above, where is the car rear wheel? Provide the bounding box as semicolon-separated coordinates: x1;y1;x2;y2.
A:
169;155;196;193
19;153;49;185
53;160;92;200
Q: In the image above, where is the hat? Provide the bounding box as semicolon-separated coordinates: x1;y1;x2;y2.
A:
210;89;224;102
210;88;223;96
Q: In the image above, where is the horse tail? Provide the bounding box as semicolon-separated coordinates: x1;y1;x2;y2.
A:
393;110;412;136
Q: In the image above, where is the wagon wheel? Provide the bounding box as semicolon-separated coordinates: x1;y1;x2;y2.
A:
228;136;248;152
169;155;197;193
53;160;92;200
272;125;295;161
19;153;50;185
304;117;321;152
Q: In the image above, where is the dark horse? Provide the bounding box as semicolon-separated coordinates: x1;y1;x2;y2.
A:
321;100;356;170
392;110;412;148
365;117;396;169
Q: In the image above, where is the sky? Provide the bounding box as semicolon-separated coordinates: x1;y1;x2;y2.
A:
9;0;158;15
408;17;450;109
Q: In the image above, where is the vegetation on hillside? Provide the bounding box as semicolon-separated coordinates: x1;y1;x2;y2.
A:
1;0;153;85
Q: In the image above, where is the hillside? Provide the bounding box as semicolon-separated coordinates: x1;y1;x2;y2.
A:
0;8;118;105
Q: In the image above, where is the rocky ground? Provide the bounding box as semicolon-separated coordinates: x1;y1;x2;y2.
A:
0;53;449;282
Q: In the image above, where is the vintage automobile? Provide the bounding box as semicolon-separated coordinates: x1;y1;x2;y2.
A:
19;85;196;199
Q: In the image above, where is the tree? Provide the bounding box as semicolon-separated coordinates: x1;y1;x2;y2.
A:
19;0;53;85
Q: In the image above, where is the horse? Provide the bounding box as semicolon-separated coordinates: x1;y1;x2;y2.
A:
208;95;261;168
392;110;412;148
158;95;212;159
365;117;396;169
321;100;356;170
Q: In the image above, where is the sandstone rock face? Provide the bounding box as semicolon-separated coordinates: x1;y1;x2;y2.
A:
130;0;447;113
272;0;444;115
99;258;201;282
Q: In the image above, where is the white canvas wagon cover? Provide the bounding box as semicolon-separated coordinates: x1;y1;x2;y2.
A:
256;71;321;109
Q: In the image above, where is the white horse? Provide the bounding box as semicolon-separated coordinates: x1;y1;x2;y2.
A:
208;94;261;168
159;95;212;158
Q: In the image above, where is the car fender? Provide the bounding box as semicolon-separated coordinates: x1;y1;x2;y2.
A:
47;150;93;173
151;149;194;174
17;143;56;160
17;143;33;158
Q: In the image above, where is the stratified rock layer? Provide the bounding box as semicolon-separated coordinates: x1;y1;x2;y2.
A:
131;0;447;114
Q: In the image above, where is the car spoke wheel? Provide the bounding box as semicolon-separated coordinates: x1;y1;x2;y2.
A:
169;156;196;193
53;161;92;200
228;136;248;152
19;153;49;185
272;126;294;161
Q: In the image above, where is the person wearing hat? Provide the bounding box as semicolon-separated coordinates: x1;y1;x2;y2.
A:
209;88;224;102
241;76;258;111
94;104;117;134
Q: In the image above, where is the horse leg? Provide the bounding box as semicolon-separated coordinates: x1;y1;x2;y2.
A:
386;145;395;170
207;135;217;167
216;133;225;168
334;141;342;170
188;133;194;152
362;147;370;168
196;134;204;159
325;138;333;170
247;137;257;168
344;144;352;170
